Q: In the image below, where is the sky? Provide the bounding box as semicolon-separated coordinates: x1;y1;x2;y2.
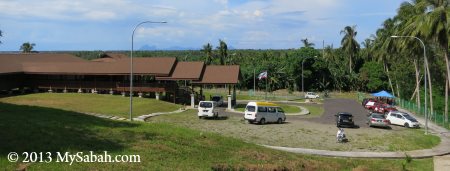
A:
0;0;405;51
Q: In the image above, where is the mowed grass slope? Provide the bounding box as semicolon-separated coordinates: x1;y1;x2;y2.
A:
0;102;432;170
0;93;180;118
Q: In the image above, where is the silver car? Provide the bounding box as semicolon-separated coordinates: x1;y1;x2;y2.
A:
367;113;390;128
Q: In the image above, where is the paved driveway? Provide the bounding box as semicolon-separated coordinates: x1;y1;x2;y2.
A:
303;98;370;128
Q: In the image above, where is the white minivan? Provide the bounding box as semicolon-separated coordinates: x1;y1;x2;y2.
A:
198;101;218;119
244;102;286;124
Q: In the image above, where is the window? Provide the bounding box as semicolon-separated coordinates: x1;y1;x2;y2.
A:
258;107;267;112
246;105;255;112
268;107;276;113
211;96;221;102
396;114;403;119
277;107;284;113
199;102;212;108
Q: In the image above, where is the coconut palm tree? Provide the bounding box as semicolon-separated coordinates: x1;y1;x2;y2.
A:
201;43;213;65
323;44;334;62
361;38;374;61
301;38;315;48
393;0;427;116
340;25;360;73
397;0;437;121
20;42;35;53
217;39;228;65
0;30;3;44
419;0;449;122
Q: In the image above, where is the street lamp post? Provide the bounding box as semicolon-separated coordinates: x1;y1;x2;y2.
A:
301;56;317;93
130;21;166;121
391;35;428;134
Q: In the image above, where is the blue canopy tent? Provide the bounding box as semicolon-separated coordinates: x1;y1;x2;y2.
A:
372;90;395;98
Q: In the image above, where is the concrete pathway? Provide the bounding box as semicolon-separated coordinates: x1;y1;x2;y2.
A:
133;109;186;121
264;136;450;158
435;155;450;171
83;112;128;121
81;109;187;122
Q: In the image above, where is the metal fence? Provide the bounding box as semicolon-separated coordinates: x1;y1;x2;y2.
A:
357;92;449;130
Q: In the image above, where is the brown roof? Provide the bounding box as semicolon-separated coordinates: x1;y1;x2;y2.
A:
156;61;205;81
21;57;176;76
91;53;128;62
0;53;176;76
192;65;240;84
114;58;176;75
0;53;240;84
0;53;86;74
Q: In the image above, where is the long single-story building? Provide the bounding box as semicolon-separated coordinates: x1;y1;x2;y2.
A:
0;53;240;106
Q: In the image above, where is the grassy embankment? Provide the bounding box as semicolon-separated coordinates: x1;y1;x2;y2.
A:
0;93;180;118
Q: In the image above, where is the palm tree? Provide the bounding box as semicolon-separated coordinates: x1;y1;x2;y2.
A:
323;44;334;62
419;0;449;122
301;38;315;48
201;43;213;65
361;38;374;61
398;0;437;121
217;39;228;65
20;42;35;53
0;29;3;44
394;0;426;116
373;19;397;96
340;25;360;73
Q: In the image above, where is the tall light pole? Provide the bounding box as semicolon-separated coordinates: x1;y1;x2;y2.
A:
130;21;167;121
302;56;317;93
391;35;428;134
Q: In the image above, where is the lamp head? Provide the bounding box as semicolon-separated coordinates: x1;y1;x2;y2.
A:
391;36;399;38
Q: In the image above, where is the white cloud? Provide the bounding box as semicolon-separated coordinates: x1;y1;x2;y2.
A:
0;0;405;50
83;11;117;21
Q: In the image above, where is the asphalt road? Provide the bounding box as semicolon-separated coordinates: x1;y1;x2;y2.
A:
303;98;370;128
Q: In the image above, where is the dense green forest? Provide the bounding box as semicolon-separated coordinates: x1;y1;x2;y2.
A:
70;0;450;121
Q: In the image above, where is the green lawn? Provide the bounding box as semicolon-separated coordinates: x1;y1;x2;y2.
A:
0;102;433;170
0;93;180;118
303;105;324;117
234;103;302;113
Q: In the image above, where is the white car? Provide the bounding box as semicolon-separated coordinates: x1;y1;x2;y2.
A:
386;111;420;128
304;92;319;99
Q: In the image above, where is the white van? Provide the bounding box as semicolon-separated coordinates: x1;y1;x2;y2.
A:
198;101;218;119
244;102;286;124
